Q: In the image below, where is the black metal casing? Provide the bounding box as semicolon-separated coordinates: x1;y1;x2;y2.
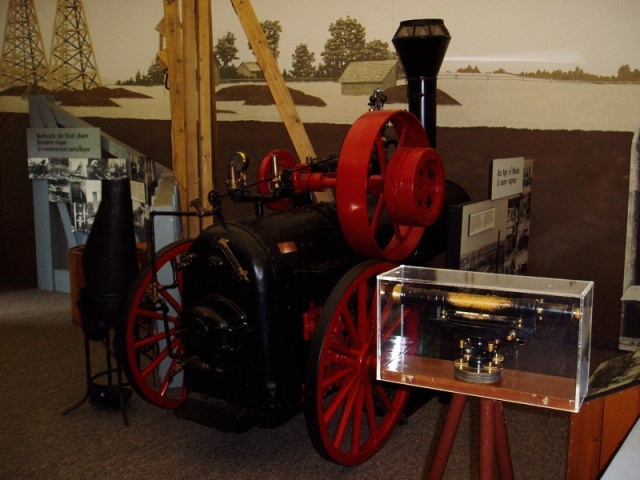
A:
181;204;359;426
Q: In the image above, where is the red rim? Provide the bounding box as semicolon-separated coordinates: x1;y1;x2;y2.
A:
336;110;444;261
120;240;192;409
305;260;410;465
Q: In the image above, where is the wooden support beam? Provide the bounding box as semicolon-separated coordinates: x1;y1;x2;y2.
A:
230;0;334;203
197;0;216;228
162;0;189;235
182;0;201;235
161;0;219;235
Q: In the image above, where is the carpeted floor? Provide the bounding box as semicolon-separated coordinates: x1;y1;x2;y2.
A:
0;289;622;479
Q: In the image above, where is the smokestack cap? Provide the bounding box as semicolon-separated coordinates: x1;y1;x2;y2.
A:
393;19;450;78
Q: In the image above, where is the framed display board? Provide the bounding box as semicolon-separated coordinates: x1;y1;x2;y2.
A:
447;158;532;275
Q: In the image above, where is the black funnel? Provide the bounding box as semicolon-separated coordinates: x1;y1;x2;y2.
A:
392;19;450;148
80;178;138;340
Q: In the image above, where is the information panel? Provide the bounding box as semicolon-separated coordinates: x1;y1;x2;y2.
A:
27;127;101;158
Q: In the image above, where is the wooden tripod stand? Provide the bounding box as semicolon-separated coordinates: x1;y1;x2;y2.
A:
427;394;515;480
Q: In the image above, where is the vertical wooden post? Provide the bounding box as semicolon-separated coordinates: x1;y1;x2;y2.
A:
230;0;333;203
181;0;200;235
197;0;216;228
161;0;218;235
162;0;189;233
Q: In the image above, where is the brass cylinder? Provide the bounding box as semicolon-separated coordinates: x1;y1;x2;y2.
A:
391;284;581;320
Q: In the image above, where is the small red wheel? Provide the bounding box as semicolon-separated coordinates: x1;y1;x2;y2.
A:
119;240;192;409
336;110;445;261
305;259;410;465
257;149;297;211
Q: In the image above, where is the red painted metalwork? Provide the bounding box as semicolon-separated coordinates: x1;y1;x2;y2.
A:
302;302;323;341
305;260;410;465
384;146;445;227
291;169;336;193
120;240;192;410
257;149;298;210
254;111;445;262
335;110;445;261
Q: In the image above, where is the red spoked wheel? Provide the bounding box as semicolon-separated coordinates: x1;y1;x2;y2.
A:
305;259;410;465
336;110;445;262
119;240;192;409
257;149;297;211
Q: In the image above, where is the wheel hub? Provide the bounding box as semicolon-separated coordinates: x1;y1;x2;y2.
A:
356;342;377;383
384;146;445;227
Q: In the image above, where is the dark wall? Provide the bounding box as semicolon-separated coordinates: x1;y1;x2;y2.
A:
0;113;37;290
0;112;632;339
437;127;632;340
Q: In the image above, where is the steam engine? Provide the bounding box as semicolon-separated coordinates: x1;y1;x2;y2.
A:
119;19;466;465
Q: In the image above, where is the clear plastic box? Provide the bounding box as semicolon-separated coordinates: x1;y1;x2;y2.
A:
377;266;593;412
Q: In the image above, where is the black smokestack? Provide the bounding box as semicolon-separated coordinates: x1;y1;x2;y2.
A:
392;19;450;148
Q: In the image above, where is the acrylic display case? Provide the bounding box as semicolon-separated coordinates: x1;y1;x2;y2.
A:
377;266;593;412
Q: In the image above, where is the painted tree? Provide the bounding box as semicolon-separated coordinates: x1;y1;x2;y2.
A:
617;64;640;81
363;39;395;61
118;58;164;86
319;16;366;78
145;59;165;85
291;43;316;78
215;32;239;67
249;20;282;60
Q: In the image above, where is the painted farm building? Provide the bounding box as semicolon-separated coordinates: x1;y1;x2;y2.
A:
338;60;398;96
237;61;264;79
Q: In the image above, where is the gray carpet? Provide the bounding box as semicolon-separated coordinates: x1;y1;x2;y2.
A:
0;289;616;479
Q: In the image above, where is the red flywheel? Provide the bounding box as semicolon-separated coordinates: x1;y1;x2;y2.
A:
336;110;446;262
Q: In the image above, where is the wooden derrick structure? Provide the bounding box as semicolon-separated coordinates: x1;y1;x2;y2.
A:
157;0;332;237
0;0;49;89
49;0;102;91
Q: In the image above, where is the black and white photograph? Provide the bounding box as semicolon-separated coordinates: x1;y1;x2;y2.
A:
71;202;88;233
128;155;146;183
47;178;70;203
86;157;127;180
47;157;69;179
27;157;49;179
132;198;149;230
69;181;86;204
509;159;532;274
447;197;509;273
68;158;88;179
129;155;157;203
70;179;101;233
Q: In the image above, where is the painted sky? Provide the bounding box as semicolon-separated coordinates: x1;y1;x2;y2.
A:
1;0;638;83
